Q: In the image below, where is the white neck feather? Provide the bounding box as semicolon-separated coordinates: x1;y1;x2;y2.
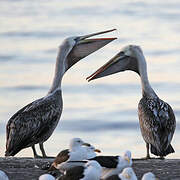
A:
135;52;157;98
48;43;73;94
70;144;80;151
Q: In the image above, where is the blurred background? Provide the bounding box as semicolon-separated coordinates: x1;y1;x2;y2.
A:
0;0;180;158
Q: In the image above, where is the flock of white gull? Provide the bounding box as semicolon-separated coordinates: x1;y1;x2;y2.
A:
1;28;176;179
0;138;158;180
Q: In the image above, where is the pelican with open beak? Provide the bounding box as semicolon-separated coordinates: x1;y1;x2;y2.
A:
5;29;117;158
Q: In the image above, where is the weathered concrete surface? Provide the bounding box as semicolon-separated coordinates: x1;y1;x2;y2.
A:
0;158;180;180
132;159;180;180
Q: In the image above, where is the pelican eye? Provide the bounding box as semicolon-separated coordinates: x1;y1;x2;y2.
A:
118;51;125;56
74;37;80;42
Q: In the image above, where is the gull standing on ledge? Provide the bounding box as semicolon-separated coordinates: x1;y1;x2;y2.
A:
49;137;91;170
59;150;132;176
87;45;176;159
52;142;101;172
5;29;117;158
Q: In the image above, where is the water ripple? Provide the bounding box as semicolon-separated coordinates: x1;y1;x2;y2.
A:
147;49;180;57
58;120;180;132
0;85;48;91
0;30;79;38
1;82;180;93
58;120;139;132
0;55;15;61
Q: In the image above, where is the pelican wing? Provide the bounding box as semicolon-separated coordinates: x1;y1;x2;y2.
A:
6;90;62;156
138;96;176;152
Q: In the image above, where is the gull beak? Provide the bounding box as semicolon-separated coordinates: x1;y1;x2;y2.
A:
124;156;130;164
67;29;117;68
82;143;91;147
86;51;138;81
124;174;131;179
94;149;101;153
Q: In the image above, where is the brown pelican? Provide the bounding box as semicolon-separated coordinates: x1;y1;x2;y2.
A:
87;45;176;159
5;29;117;158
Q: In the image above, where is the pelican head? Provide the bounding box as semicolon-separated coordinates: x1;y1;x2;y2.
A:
58;29;117;73
86;45;143;81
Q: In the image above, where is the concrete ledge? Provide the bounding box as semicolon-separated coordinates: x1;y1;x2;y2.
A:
0;157;180;180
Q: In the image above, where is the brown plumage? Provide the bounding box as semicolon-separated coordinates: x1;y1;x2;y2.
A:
87;45;176;158
138;94;176;157
5;29;116;158
6;90;62;157
49;149;69;171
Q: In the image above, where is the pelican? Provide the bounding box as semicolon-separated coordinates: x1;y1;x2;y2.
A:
87;45;176;159
5;29;117;158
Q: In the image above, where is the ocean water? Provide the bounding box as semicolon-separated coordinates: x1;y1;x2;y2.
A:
0;0;180;158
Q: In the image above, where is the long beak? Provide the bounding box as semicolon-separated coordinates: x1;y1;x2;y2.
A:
67;29;117;68
94;149;101;153
77;29;117;54
86;52;131;81
79;29;117;41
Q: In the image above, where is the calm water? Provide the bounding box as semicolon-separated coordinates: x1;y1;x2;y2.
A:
0;0;180;158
